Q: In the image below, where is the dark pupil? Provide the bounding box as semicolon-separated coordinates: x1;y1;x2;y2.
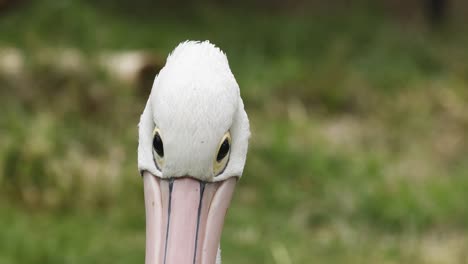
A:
216;138;230;162
153;133;164;157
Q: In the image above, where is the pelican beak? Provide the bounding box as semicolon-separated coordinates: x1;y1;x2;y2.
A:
142;171;236;264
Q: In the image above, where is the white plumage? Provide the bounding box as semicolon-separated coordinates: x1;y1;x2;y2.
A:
138;40;250;182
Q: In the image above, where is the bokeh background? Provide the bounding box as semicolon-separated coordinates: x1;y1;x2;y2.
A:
1;0;468;263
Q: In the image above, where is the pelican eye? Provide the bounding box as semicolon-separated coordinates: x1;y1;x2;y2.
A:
214;132;231;176
152;128;164;170
153;132;164;157
217;138;230;161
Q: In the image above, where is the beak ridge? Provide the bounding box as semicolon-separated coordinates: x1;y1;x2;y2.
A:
143;172;236;264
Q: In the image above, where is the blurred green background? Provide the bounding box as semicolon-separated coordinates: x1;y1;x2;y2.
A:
1;0;468;263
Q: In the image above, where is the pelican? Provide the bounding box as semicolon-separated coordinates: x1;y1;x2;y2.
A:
138;41;250;264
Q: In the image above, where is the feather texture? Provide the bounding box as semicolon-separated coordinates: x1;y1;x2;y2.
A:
138;40;250;181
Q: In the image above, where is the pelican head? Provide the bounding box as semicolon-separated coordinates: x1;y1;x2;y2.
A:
138;41;250;264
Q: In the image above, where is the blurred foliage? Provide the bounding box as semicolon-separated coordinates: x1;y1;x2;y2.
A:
1;0;468;263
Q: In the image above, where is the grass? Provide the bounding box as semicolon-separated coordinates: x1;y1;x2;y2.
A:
1;1;468;263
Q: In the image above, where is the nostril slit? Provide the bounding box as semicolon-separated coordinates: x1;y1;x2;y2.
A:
163;178;175;264
193;181;205;264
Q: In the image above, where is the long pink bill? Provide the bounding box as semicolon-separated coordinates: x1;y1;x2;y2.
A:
143;172;236;264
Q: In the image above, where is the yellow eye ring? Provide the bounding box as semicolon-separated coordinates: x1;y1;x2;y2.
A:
152;127;164;170
214;132;231;176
